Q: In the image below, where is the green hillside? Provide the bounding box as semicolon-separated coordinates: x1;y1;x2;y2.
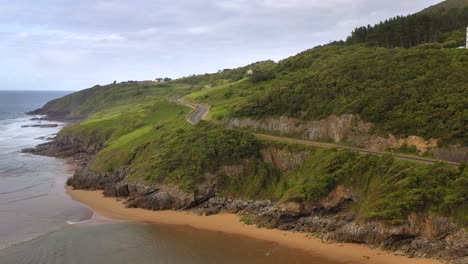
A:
49;81;467;226
30;81;191;120
33;0;468;228
422;0;468;13
181;45;468;145
346;0;468;48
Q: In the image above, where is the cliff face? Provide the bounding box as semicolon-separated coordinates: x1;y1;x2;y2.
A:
225;116;467;163
27;135;468;263
225;115;372;144
366;134;439;154
23;128;108;165
250;186;468;263
71;163;468;263
69;145;309;210
260;146;310;172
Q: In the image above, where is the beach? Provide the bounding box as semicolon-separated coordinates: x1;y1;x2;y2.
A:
67;187;443;264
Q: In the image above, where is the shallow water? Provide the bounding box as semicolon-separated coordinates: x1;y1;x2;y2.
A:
0;222;348;264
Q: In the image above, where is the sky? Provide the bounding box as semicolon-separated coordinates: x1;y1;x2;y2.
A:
0;0;442;91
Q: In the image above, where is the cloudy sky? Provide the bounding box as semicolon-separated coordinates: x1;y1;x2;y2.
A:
0;0;441;91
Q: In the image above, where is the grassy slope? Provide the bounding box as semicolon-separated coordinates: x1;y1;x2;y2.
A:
57;83;266;192
36;81;190;120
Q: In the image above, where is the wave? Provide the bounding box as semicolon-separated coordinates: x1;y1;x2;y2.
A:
0;219;94;250
0;182;45;195
0;115;63;153
1;194;49;205
0;225;66;251
66;219;92;225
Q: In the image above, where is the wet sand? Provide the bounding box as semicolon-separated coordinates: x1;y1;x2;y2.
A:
67;187;442;264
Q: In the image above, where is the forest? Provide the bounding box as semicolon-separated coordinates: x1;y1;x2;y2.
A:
346;3;468;48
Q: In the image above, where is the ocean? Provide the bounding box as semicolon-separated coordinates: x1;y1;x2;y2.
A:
0;91;342;264
0;90;91;249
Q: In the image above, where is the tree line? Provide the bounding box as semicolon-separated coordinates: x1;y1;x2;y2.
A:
346;6;468;48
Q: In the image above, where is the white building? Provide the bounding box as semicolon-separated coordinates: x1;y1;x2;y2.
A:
466;26;468;48
457;27;468;49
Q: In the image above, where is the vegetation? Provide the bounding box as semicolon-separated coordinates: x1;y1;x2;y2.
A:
120;122;261;191
41;0;467;228
346;0;468;48
240;215;255;225
176;1;468;146
59;87;263;192
184;45;468;145
37;81;192;120
273;148;468;225
60;91;467;225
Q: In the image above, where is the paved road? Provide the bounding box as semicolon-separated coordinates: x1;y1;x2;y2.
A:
175;97;209;124
174;97;460;166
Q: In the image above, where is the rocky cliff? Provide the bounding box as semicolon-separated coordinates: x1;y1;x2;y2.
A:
225;115;372;144
26;136;468;264
260;145;311;172
72;165;468;263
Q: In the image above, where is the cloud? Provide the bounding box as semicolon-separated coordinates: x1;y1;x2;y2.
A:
0;0;442;90
34;73;46;79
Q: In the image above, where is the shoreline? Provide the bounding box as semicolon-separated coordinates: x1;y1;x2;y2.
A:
66;187;442;264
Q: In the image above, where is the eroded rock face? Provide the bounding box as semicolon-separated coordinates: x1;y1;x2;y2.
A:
126;190;191;210
22;129;106;164
245;188;468;264
260;146;310;172
366;134;439;154
225;115;372;144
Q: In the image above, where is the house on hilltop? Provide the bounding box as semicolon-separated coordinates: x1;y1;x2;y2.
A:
246;68;258;75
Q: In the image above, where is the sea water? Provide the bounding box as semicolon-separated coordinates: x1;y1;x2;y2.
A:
0;90;92;249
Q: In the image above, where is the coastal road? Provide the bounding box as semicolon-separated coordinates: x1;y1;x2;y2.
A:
175;97;209;124
254;134;460;166
174;97;460;166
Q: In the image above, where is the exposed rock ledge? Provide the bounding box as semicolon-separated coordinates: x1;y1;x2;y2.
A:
224;116;467;163
25;138;468;264
75;170;468;263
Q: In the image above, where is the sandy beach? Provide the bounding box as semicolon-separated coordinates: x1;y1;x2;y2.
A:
67;187;442;264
